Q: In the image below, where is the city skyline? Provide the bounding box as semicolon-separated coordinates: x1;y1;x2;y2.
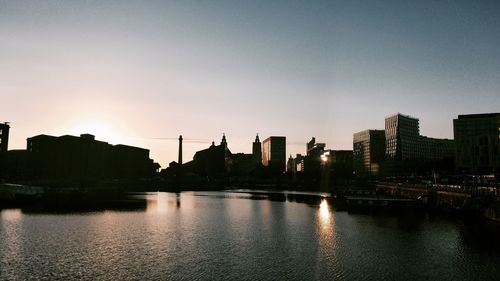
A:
2;0;500;166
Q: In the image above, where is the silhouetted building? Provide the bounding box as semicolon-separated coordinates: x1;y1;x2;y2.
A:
303;137;326;174
0;150;31;181
312;149;353;190
178;135;183;165
419;136;455;161
110;144;155;179
384;113;455;175
0;122;10;153
307;137;325;157
231;153;254;176
454;113;500;175
190;135;232;178
262;136;286;173
353;130;385;177
221;133;227;149
252;134;262;166
287;155;295;173
27;133;157;181
288;154;304;175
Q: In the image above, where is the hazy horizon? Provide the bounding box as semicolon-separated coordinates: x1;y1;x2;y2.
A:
2;0;500;167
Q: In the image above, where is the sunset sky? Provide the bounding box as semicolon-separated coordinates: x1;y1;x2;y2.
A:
1;0;500;167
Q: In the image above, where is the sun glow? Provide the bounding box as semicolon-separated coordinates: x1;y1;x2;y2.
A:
61;116;130;145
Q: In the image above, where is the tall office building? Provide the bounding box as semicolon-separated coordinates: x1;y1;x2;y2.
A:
262;136;286;173
384;113;454;175
353;129;385;176
454;113;500;174
385;113;420;161
0;122;10;153
304;137;326;174
252;134;262;166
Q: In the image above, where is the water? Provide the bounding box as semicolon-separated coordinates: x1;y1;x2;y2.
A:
1;191;500;280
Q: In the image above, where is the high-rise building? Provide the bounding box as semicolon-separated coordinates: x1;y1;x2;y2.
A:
304;137;326;174
252;134;262;166
454;113;500;174
353;129;385;176
0;122;10;153
262;136;286;173
385;113;420;161
306;137;325;157
384;113;455;175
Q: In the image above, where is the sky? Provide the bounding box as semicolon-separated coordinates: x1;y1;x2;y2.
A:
1;0;500;167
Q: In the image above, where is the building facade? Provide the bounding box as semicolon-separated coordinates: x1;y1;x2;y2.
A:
384;113;455;175
252;134;262;166
191;135;232;178
385;113;421;161
454;113;500;174
27;133;156;181
353;129;385;177
0;122;10;153
262;136;286;173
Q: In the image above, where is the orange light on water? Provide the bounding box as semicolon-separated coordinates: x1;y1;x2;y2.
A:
319;199;330;221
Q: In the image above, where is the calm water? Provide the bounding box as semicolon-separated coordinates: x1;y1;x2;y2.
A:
1;191;500;281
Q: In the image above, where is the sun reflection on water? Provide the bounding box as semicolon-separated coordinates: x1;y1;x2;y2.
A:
317;198;336;252
319;199;330;222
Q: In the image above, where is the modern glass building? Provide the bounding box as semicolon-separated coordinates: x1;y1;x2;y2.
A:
385;113;421;161
454;113;500;174
353;129;385;176
262;136;286;173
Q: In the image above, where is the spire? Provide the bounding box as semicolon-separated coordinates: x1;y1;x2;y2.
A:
254;133;260;143
221;133;227;147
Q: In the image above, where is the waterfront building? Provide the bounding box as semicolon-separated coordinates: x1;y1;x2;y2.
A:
27;133;157;181
287;155;295;173
262;136;286;173
252;134;262;166
307;137;325;156
454;113;500;175
288;154;304;174
353;129;385;177
231;153;254;176
322;150;354;178
191;135;232;177
385;113;421;161
0;122;10;153
384;113;455;175
303;137;326;175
